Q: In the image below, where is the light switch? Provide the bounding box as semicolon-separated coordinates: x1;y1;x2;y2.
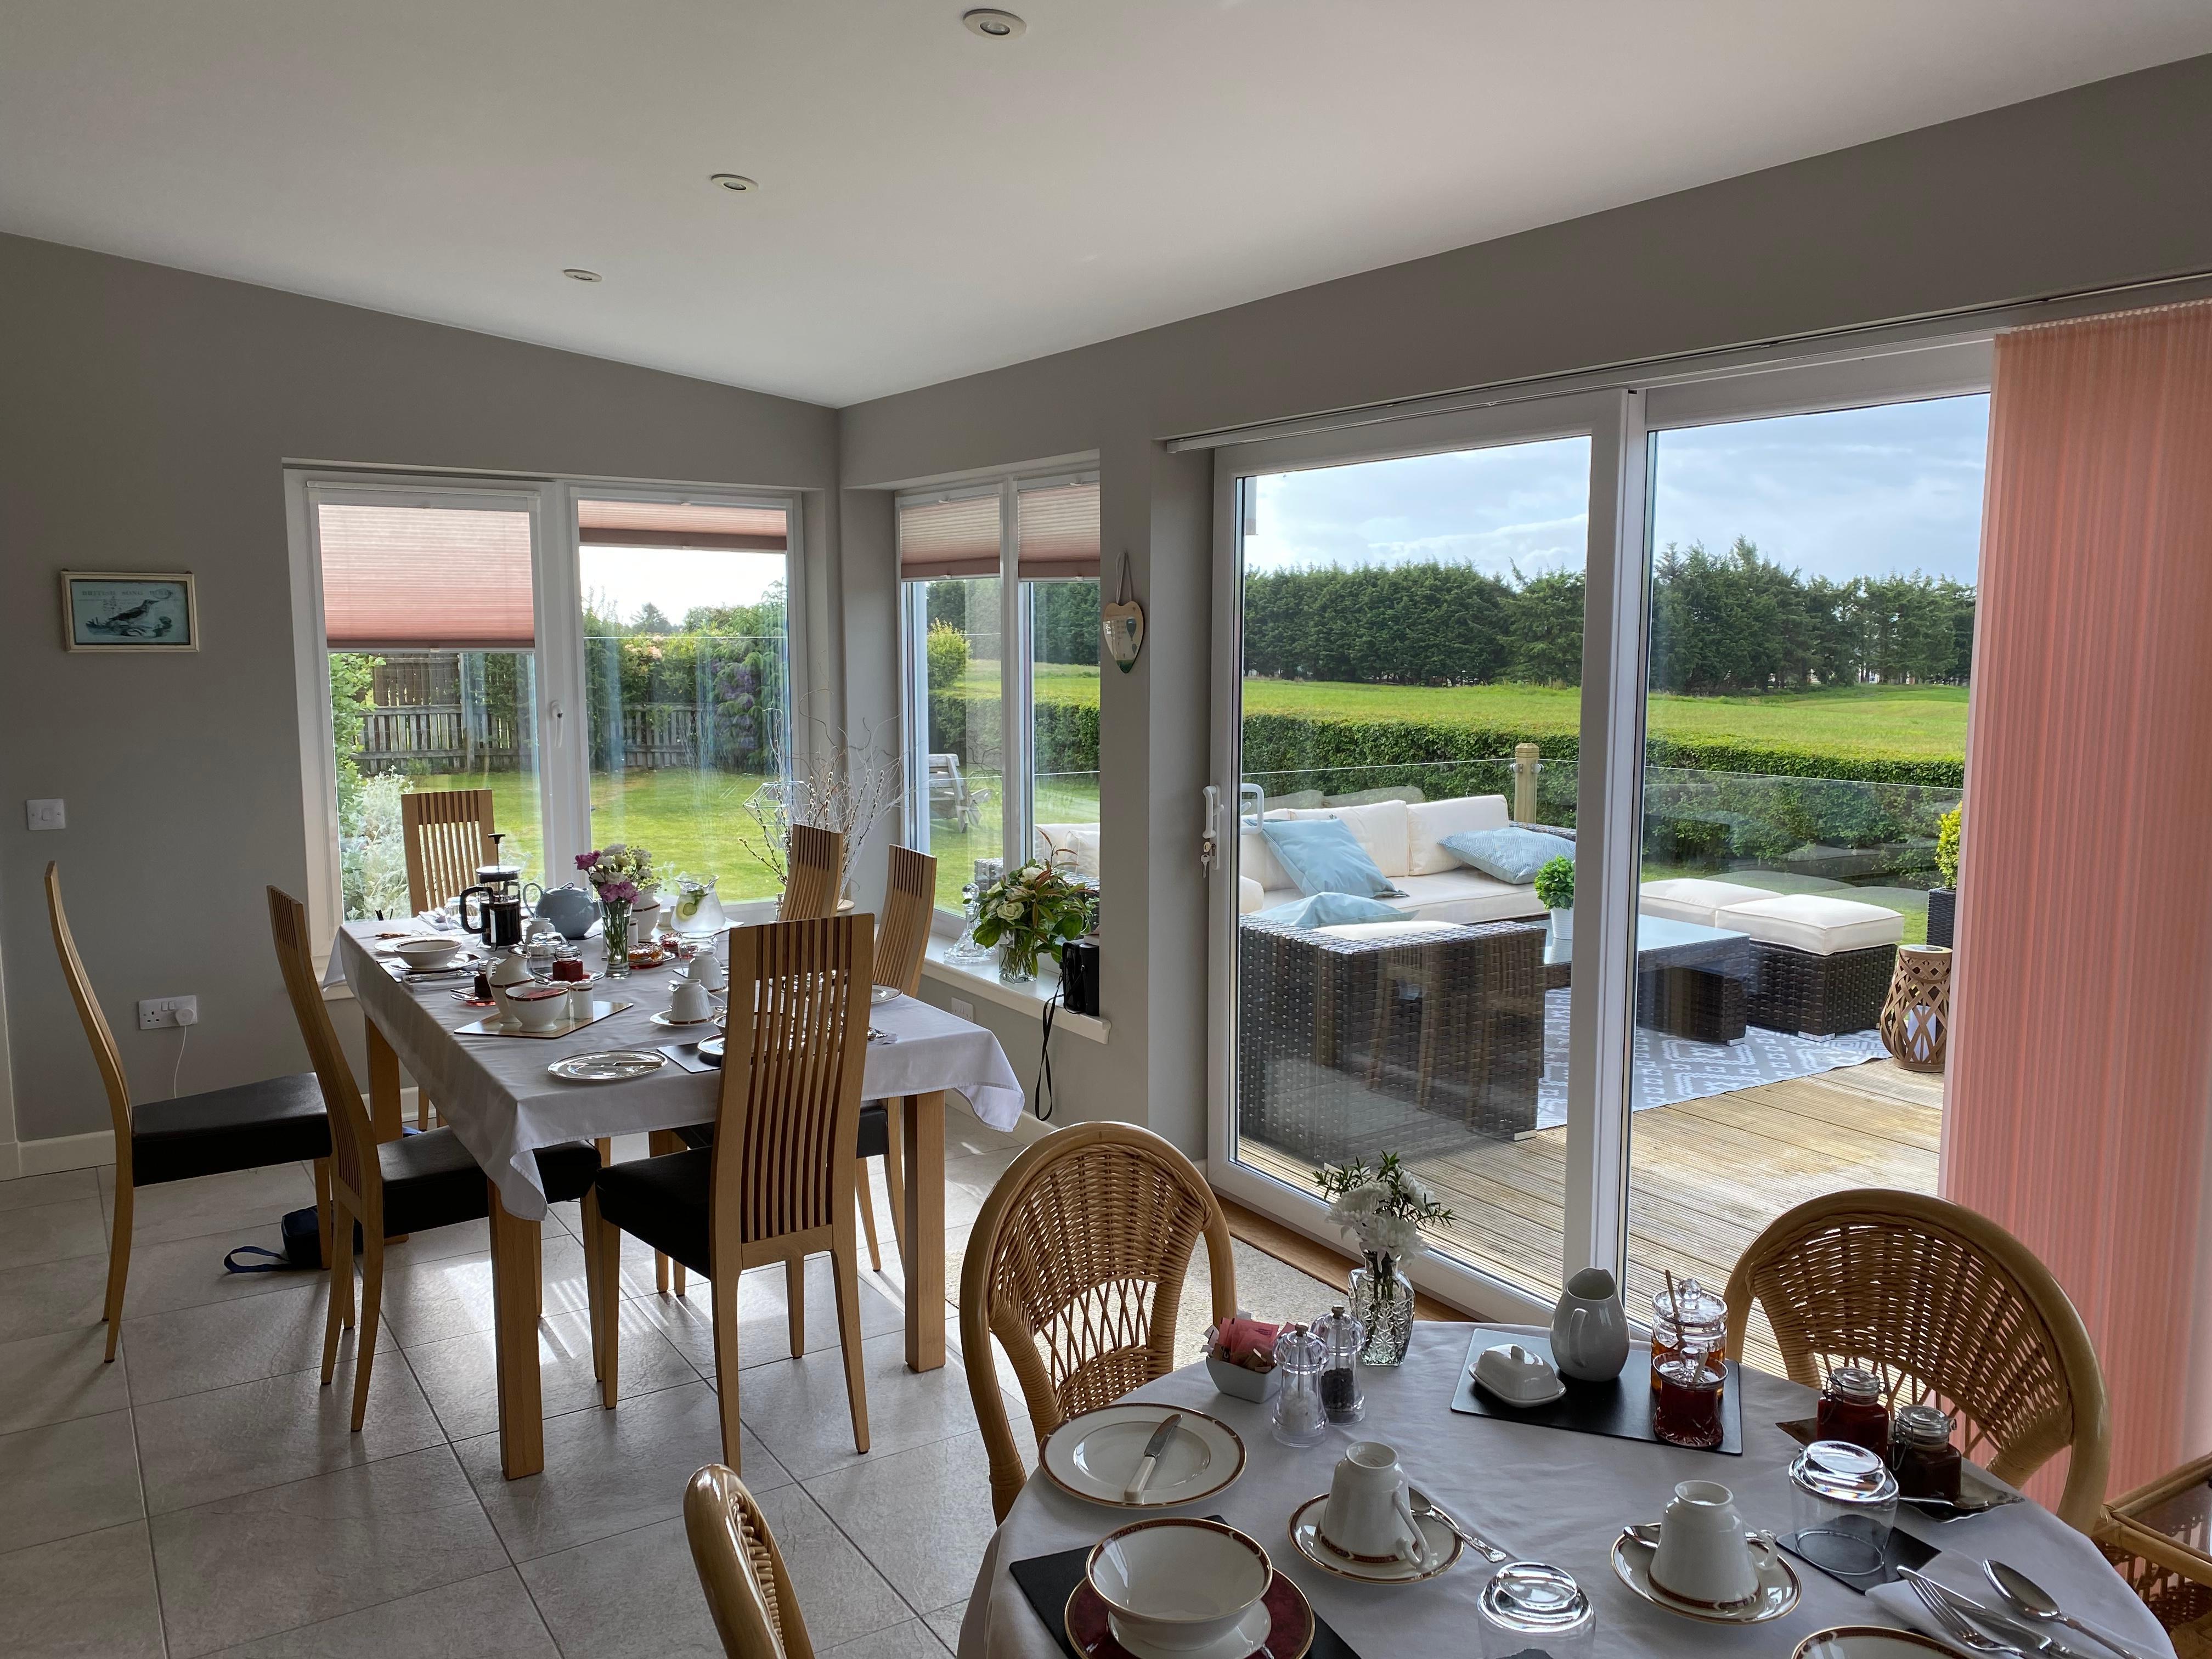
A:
25;798;65;832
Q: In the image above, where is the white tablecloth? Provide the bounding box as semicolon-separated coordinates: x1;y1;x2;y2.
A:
961;1324;2172;1659
331;921;1025;1218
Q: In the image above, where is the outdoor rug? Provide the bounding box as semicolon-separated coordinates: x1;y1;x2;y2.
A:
1535;988;1886;1130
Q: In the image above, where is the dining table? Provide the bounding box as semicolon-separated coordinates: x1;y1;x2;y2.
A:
329;917;1025;1480
961;1323;2174;1659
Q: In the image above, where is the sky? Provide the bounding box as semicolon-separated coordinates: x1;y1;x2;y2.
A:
1244;393;1991;585
579;545;787;629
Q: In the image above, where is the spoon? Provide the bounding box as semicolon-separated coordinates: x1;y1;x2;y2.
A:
1405;1486;1509;1564
1982;1560;2148;1659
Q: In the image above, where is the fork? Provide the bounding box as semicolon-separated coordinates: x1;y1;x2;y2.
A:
1903;1571;2030;1656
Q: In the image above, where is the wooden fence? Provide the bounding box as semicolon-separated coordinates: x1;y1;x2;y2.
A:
356;704;709;771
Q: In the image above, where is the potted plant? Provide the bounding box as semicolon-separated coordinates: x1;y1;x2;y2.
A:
969;856;1092;984
1928;806;1961;949
1534;854;1575;943
1313;1154;1454;1367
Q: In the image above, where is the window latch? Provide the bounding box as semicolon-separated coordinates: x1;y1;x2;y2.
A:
1201;785;1220;876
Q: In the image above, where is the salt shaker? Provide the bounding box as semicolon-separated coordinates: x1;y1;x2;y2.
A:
1313;1303;1366;1425
1271;1327;1328;1447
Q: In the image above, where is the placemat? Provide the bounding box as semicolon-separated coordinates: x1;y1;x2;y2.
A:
1011;1529;1359;1659
1775;1418;2020;1516
659;1042;718;1074
1448;1328;1742;1455
1777;1523;1937;1596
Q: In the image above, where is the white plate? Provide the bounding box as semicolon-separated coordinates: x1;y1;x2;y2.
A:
649;1009;715;1028
1109;1601;1270;1659
548;1049;667;1081
1039;1405;1246;1509
1792;1630;1959;1659
870;984;903;1005
1611;1530;1799;1624
1286;1493;1462;1584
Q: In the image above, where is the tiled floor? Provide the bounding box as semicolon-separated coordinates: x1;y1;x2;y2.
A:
0;1108;1335;1658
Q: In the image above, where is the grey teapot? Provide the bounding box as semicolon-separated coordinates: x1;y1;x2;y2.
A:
529;881;600;941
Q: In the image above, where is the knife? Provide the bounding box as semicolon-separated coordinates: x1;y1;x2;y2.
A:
1124;1413;1183;1503
1899;1570;2096;1659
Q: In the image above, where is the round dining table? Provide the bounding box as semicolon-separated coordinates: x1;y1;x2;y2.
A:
958;1324;2173;1658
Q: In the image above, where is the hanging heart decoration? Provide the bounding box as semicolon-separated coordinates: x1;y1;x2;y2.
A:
1101;551;1144;673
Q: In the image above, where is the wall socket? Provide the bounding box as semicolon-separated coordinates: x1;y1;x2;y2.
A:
948;996;975;1020
25;798;65;831
137;996;198;1030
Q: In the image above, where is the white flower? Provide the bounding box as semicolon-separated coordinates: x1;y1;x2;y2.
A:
996;900;1025;921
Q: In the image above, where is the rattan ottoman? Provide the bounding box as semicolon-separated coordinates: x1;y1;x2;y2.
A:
1744;940;1898;1035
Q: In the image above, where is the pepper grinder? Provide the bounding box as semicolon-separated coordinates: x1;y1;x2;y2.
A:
1313;1303;1366;1424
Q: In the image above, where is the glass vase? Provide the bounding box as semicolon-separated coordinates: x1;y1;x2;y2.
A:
945;887;991;964
1349;1252;1414;1367
997;936;1039;985
601;900;631;979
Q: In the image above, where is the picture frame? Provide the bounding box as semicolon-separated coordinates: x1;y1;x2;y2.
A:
60;571;199;652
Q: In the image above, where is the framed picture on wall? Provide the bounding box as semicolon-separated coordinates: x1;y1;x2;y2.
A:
60;571;199;652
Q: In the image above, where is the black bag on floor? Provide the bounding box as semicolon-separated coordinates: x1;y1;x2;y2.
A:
224;1206;363;1273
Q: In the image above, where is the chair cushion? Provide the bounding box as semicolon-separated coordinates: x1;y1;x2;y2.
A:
1714;893;1905;956
595;1149;713;1278
379;1128;599;1239
1278;800;1413;879
130;1073;330;1188
1405;794;1510;874
1252;891;1408;929
1238;876;1266;915
856;1102;889;1161
1260;818;1400;899
1638;877;1776;927
1439;826;1573;885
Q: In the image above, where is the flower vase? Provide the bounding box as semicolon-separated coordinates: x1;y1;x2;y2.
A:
1349;1252;1415;1367
601;901;632;979
946;890;991;964
997;936;1039;985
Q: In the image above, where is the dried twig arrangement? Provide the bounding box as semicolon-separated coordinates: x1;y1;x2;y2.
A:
736;710;904;898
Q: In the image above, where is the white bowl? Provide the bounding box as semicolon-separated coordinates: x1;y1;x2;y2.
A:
504;983;571;1032
393;937;462;969
1086;1519;1271;1654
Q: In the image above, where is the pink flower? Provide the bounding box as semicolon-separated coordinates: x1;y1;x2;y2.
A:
601;881;639;905
575;851;601;871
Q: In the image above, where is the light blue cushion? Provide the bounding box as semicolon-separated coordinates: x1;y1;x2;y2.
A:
1259;817;1400;899
1253;891;1408;929
1440;827;1575;885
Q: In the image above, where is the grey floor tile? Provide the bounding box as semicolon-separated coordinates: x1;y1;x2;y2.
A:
746;1482;914;1647
923;1599;969;1651
0;1167;99;1214
149;1444;507;1658
455;1377;788;1561
380;1227;624;1349
0;1250;110;1346
0;1197;108;1272
0;1519;165;1658
804;1429;1005;1615
406;1299;699;1443
122;1277;391;1406
0;1322;131;1434
942;1150;1022;1229
113;1164;318;1247
0;1409;142;1556
823;1618;956;1659
633;1254;905;1378
738;1327;986;1480
134;1350;445;1515
516;1515;725;1659
204;1566;558;1658
381;1214;492;1267
119;1223;305;1319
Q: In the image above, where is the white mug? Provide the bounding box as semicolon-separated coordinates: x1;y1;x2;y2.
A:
1651;1480;1759;1607
669;980;712;1024
568;984;596;1023
1319;1440;1421;1564
1550;1266;1630;1381
689;951;727;992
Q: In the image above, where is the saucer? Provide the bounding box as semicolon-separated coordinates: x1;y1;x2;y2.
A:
1065;1573;1309;1659
870;983;903;1006
1286;1494;1462;1584
1610;1528;1799;1624
649;1009;715;1028
1039;1404;1246;1509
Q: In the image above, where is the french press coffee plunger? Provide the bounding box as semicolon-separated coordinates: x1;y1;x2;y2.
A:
459;834;526;950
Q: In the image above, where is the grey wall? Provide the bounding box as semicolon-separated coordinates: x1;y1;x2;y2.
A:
0;233;837;1146
842;53;2212;1155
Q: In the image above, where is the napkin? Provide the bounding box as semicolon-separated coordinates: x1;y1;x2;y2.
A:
1865;1555;2114;1659
1207;1316;1284;1362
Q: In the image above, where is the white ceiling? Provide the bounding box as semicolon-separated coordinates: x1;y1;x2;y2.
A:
4;3;2209;408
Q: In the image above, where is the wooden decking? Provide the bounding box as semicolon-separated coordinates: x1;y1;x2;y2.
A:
1242;1057;1943;1374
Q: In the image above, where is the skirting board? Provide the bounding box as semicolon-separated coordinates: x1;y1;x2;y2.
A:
5;1087;425;1179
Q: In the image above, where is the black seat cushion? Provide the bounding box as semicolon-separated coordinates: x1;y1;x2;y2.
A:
379;1128;599;1239
594;1149;713;1278
673;1102;889;1159
131;1073;331;1188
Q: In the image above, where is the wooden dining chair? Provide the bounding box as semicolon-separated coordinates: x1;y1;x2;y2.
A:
961;1122;1238;1520
591;914;875;1471
399;787;496;916
853;845;935;1271
268;886;605;1431
777;823;844;921
685;1463;817;1659
1724;1187;2112;1532
47;862;332;1362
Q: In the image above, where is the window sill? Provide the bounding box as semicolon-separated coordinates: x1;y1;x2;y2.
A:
921;938;1110;1043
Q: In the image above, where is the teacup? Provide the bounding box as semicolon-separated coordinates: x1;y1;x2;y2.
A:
1319;1440;1421;1563
669;981;712;1025
505;983;572;1034
689;951;727;992
1086;1518;1271;1655
1650;1480;1759;1607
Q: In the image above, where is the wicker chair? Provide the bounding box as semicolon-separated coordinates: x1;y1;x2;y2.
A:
2097;1453;2212;1655
1724;1188;2110;1532
961;1122;1238;1521
685;1464;816;1659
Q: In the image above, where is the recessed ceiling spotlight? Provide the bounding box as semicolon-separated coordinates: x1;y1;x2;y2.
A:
962;8;1025;38
709;173;759;194
562;268;602;283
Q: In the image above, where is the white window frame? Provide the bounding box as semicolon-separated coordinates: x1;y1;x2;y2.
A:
285;467;809;970
896;465;1100;916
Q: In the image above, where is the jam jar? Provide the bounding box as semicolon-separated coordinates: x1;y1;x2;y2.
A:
1889;1403;1962;1503
1649;1278;1727;1393
1816;1365;1892;1459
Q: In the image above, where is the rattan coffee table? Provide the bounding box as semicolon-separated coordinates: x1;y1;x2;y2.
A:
1537;915;1754;1044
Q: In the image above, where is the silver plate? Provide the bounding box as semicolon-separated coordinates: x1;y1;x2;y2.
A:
870;984;902;1005
548;1049;667;1081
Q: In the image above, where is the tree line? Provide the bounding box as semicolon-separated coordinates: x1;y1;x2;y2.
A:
1242;538;1975;693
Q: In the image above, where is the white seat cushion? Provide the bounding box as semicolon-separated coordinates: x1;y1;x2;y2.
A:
1716;893;1904;956
1313;921;1469;944
1254;869;1545;928
1240;826;1292;891
1406;794;1511;874
1238;876;1266;915
1279;800;1413;879
1638;877;1776;927
1035;822;1101;879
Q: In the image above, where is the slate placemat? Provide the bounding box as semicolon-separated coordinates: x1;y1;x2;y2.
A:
1010;1528;1359;1659
1448;1328;1742;1455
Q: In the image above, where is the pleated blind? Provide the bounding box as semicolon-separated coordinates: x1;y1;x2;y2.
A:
319;504;534;652
898;492;1002;580
1016;481;1100;579
577;499;788;551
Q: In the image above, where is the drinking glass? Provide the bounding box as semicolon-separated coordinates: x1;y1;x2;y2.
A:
1477;1562;1595;1657
1786;1440;1899;1581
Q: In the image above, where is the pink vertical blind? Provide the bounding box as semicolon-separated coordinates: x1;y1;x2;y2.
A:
898;493;1002;580
1944;300;2212;1497
319;504;534;651
1016;481;1100;579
